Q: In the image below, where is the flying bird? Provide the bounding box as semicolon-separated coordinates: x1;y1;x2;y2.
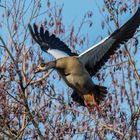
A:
29;7;140;113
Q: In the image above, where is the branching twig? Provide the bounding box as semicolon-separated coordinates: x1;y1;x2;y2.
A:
67;108;124;137
0;36;16;66
30;70;52;85
104;2;140;83
125;105;140;140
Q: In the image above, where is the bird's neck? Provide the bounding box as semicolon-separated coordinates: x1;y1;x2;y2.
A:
48;61;56;69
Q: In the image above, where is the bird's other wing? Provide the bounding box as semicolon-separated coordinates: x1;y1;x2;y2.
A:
79;7;140;76
28;24;78;59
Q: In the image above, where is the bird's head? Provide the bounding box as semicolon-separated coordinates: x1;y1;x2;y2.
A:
35;61;56;73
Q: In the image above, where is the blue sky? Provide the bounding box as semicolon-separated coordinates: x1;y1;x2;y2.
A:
0;0;139;139
31;0;139;119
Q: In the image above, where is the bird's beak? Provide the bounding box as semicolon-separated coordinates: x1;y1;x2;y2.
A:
35;67;41;73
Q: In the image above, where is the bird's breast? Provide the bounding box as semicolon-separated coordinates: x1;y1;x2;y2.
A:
56;56;94;91
66;73;93;91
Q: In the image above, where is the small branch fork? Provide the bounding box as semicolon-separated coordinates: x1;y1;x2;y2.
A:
104;2;140;139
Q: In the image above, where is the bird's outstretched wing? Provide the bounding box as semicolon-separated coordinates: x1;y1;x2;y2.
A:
28;24;78;59
79;7;140;76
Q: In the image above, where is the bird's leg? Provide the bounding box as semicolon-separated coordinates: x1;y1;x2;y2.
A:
84;100;92;114
91;95;102;113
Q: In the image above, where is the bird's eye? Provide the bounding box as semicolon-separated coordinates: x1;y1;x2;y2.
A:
40;63;45;67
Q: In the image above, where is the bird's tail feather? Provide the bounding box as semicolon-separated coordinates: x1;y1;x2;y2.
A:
71;85;107;106
94;85;107;104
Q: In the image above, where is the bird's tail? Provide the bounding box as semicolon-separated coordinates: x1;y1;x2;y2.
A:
71;85;107;106
83;85;107;113
94;85;107;104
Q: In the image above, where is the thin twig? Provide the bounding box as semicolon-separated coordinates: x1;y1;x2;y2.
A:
67;108;124;137
30;70;53;85
104;2;140;83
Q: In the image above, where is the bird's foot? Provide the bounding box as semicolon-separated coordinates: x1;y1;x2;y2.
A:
84;100;92;114
83;95;103;114
91;95;102;114
94;104;102;114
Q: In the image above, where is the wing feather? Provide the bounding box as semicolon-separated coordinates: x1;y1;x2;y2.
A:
79;7;140;76
29;24;78;59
